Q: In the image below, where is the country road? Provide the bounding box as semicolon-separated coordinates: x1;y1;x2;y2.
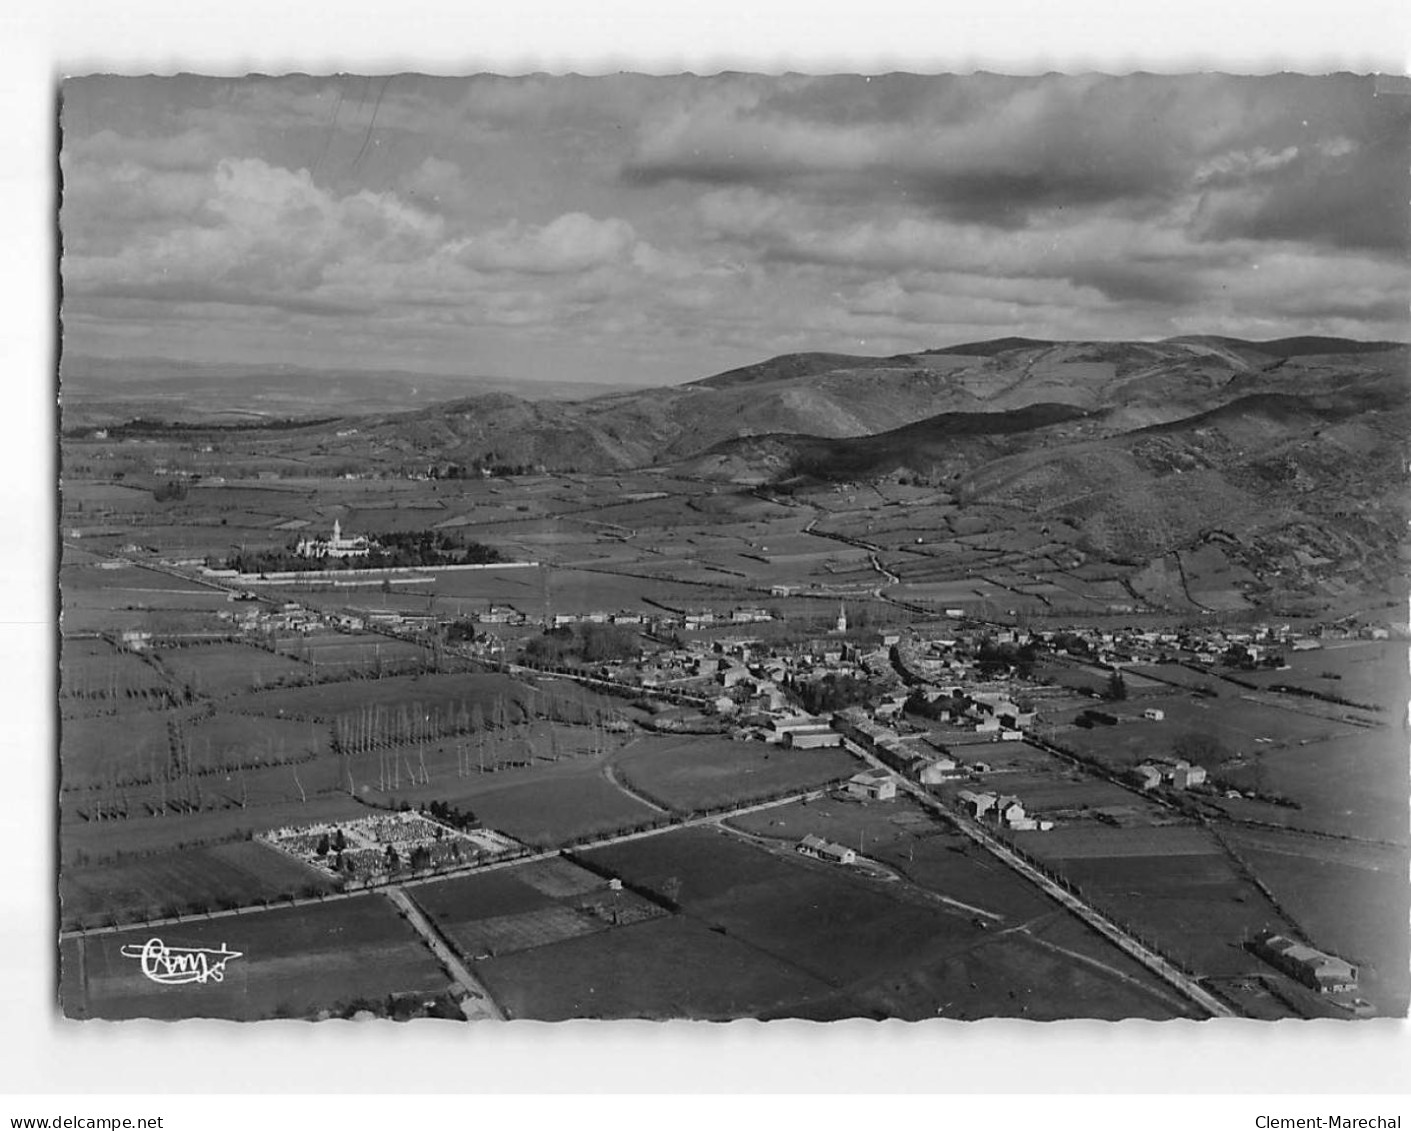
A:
383;886;504;1020
842;739;1239;1019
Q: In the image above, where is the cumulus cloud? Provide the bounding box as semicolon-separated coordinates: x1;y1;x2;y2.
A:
629;73;1409;242
66;157;450;307
59;74;1411;384
452;213;641;274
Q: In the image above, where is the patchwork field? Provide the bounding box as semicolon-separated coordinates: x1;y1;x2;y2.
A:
575;826;1187;1020
411;857;667;961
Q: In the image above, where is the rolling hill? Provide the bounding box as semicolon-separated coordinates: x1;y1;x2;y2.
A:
73;335;1407;610
314;335;1404;477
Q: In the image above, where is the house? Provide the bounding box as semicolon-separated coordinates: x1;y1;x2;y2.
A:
1170;760;1207;789
1130;764;1164;790
913;759;956;785
845;769;898;801
1251;931;1358;994
796;835;856;866
717;664;752;689
957;790;997;819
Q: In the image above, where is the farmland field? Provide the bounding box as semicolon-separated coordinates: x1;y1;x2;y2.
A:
60;794;372;864
1235;640;1409;707
411;857;667;960
60;840;334;929
475;912;835;1020
1224;830;1410;1014
154;643;311;696
1206;728;1408;843
1013;823;1219;860
61;710;177;786
830;924;1191;1021
225;672;534;722
1047;849;1298;978
575;826;1188;1019
61;640;171;701
461;765;661;847
274;632;428;668
60;895;451;1020
726;793;935;855
612;736;856;812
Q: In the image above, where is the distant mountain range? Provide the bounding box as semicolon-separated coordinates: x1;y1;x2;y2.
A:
295;334;1407;606
65;336;1409;607
305;334;1405;474
59;355;639;424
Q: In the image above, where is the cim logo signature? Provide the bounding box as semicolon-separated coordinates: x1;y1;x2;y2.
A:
119;938;243;986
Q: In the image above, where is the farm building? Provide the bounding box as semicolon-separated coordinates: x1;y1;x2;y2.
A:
117;630;152;652
1130;764;1164;791
844;769;898;801
796;834;856;866
957;789;998;819
1251;931;1359;994
1170;760;1206;788
1131;759;1207;790
785;725;844;749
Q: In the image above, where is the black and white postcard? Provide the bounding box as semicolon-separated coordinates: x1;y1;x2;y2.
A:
56;71;1410;1025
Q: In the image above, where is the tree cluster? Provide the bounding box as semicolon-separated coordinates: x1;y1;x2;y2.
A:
523;622;639;665
225;531;504;573
974;638;1037;678
794;672;887;715
421;799;479;831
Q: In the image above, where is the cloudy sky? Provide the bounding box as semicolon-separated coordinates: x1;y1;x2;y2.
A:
60;73;1410;387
